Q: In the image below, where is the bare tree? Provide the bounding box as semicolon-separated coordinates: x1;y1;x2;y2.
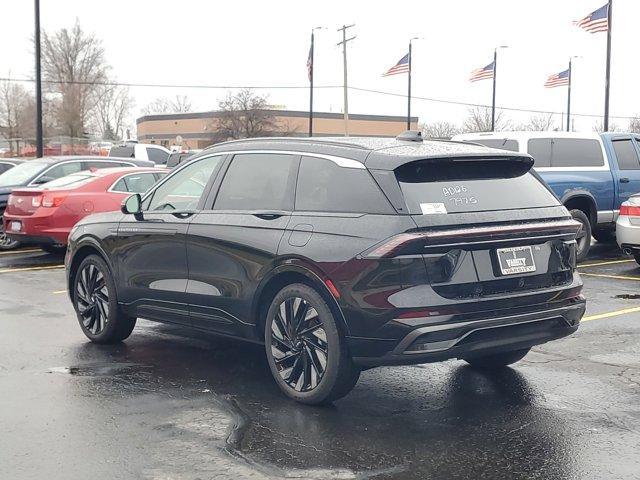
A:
92;85;134;140
628;116;640;134
462;106;509;133
142;95;192;115
41;20;108;138
213;89;279;140
421;121;461;139
0;79;33;153
517;113;556;131
593;120;620;133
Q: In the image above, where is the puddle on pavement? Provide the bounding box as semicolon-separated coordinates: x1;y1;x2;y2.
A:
47;363;149;376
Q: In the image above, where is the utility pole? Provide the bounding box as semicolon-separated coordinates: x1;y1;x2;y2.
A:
308;26;323;137
34;0;43;157
337;24;355;136
603;0;613;132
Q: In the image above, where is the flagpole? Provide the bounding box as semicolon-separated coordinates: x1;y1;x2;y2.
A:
308;30;315;137
604;0;613;132
407;41;412;130
567;58;572;132
491;48;497;132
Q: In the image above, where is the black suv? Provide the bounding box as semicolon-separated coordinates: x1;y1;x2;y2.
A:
65;134;585;404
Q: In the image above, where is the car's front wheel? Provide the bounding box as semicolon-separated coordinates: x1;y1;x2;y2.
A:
464;347;530;369
72;254;136;343
264;283;360;405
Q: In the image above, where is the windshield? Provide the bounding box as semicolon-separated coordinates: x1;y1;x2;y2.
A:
41;173;96;189
0;161;49;187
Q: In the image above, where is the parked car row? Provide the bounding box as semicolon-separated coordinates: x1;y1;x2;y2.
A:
0;156;156;250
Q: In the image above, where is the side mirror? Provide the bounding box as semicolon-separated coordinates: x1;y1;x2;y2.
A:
121;193;143;219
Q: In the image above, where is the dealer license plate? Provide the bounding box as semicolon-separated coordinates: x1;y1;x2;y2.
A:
496;246;536;275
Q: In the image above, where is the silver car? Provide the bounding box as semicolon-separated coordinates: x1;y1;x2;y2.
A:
616;194;640;264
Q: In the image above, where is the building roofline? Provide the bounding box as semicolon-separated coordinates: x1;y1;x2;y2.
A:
136;109;419;124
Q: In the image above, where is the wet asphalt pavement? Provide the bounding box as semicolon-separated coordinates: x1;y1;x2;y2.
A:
1;243;639;479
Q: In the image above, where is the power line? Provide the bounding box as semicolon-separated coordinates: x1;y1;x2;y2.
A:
1;76;637;121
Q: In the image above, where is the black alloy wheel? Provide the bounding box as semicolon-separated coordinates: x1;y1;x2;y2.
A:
270;296;328;392
73;255;136;343
265;283;360;405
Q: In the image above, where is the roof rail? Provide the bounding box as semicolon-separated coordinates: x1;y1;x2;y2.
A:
202;136;369;151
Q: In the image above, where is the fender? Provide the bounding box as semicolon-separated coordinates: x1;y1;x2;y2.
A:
252;258;350;335
559;190;598;222
67;234;115;291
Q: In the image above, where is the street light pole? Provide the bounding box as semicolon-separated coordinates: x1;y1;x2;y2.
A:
337;24;355;136
407;38;418;130
34;0;43;157
603;0;613;132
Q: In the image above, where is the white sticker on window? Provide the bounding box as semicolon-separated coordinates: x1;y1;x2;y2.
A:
420;202;447;215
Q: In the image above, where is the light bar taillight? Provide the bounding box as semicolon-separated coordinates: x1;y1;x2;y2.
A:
620;204;640;217
363;233;423;258
41;193;68;208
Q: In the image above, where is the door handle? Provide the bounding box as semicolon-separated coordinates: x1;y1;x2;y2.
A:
172;211;196;219
620;177;630;183
252;210;287;220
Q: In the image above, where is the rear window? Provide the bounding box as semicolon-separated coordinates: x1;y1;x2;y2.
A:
42;173;95;189
395;159;558;214
295;156;393;214
527;138;604;168
472;139;519;152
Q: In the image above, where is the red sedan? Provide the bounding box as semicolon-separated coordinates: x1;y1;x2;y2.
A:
3;167;167;253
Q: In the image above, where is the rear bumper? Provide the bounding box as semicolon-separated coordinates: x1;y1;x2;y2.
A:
348;296;585;367
3;214;69;245
616;216;640;250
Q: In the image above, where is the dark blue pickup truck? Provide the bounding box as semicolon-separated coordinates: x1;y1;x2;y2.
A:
454;131;640;260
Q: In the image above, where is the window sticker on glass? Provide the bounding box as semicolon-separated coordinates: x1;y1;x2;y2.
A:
420;202;447;215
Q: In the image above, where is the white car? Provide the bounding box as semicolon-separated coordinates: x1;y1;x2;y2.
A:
108;142;171;166
616;194;640;263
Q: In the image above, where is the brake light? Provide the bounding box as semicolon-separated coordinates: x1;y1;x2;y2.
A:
620;204;640;217
362;233;422;258
32;196;42;207
41;193;68;208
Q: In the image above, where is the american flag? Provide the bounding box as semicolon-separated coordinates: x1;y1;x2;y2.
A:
544;69;570;88
469;62;495;82
307;45;313;82
382;53;410;77
575;3;609;33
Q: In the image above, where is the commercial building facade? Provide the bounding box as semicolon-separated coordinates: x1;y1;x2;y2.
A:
136;109;419;149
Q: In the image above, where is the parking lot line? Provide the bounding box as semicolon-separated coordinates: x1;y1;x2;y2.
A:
579;272;640;281
0;249;42;256
578;258;635;268
0;265;64;274
583;306;640;322
52;289;67;294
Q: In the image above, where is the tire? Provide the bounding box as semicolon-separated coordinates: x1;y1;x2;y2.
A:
570;209;592;262
634;254;640;266
592;228;615;243
72;254;136;344
264;283;360;405
0;216;20;251
464;347;530;369
41;244;67;255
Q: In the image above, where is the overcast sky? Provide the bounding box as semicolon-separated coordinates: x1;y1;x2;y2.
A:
2;0;638;132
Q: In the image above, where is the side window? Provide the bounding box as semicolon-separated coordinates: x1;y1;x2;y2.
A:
527;139;552;167
112;173;158;193
550;139;604;167
41;162;83;181
146;155;223;211
475;139;519;152
111;178;127;192
146;147;169;165
214;153;298;211
296;156;393;214
612;139;640;170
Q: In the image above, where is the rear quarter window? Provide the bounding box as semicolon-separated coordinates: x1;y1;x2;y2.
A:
550;138;604;167
295;156;393;214
395;158;559;214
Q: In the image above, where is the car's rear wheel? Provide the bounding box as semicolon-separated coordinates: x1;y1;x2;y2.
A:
464;347;530;369
570;209;591;262
72;255;136;343
0;219;20;251
264;283;360;405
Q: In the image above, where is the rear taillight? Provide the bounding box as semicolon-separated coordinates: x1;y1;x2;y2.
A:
620;204;640;217
361;233;423;258
32;196;42;207
41;193;68;208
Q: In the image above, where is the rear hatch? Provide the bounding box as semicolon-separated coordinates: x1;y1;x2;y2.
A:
373;155;579;299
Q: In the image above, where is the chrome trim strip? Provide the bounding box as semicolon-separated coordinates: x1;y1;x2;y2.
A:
219;149;366;169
